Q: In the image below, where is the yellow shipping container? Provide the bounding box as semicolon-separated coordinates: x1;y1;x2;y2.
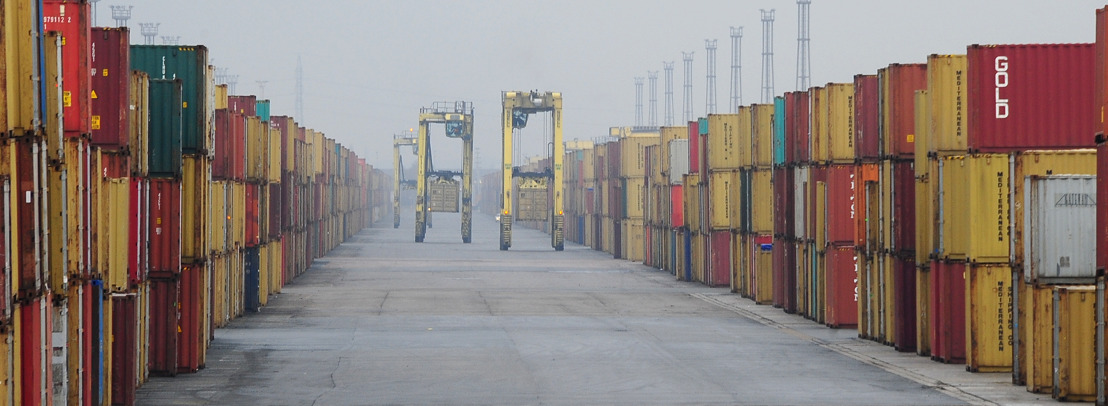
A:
104;178;131;292
753;236;773;304
736;107;753;167
620;134;659;178
267;124;281;183
751;168;773;234
752;104;775;168
129;71;150;177
182;156;212;262
44;32;63;162
965;263;1013;372
1023;282;1054;393
214;84;228;110
809;87;828;163
624;177;646;219
259;244;270;307
1009;150;1096;269
313;130;324;176
210;181;228;254
46;166;67;294
1050;285;1096;401
706;114;742;171
916;266;931;356
914;90;934;265
4;0;42;133
707;171;733;230
246;116;267;182
268;240;283;295
624;219;645;262
281;117;297;173
728;171;743;232
938;154;1009;263
89;148;102;278
827;83;855;163
927;54;968;154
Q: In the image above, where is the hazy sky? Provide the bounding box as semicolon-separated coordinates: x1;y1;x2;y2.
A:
115;1;1106;172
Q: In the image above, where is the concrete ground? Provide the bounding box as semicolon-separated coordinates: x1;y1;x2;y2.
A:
136;211;1073;405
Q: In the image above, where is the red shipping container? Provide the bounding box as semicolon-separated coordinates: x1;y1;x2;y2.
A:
708;230;731;287
825;164;857;245
1099;138;1108;272
148;179;182;276
892;256;917;352
853;74;880;160
967;44;1095;152
231;112;246;181
825;244;859;328
149;277;179;375
1098;8;1108;137
929;260;967;363
101;151;130;178
89;27;130;148
688;121;700;174
177;264;203;373
891;161;916;254
129;178;148;284
111;295;137;405
227;95;257;116
15;137;42;293
43;0;92;137
20;295;52;406
773;167;794;239
670;185;684;227
269;183;283;241
212;109;231;179
885;64;927;158
787;91;811;164
246;184;260;247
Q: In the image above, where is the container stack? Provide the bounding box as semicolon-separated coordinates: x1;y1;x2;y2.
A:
0;3;387;402
683;120;705;283
652;127;688;276
563;140;592;247
699;114;737;289
771;92;808;314
618;128;659;263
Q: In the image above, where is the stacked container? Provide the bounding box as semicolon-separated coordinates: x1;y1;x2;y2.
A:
704;114;739;288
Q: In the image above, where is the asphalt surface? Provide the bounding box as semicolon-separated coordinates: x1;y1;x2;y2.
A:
136;210;1066;405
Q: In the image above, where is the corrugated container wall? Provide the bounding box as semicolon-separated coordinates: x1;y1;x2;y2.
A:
90;27;130;149
967;44;1094;152
773;97;787;165
1024;176;1096;284
4;0;45;134
130;71;150;176
827;83;855;163
853;74;880;161
787;91;810;163
147;79;183;178
707;114;742;170
752;104;774;167
43;0;92;137
882;64;927;158
228;95;256;116
130;45;211;154
928;54;969;153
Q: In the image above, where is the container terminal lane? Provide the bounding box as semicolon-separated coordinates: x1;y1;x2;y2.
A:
135;212;1052;406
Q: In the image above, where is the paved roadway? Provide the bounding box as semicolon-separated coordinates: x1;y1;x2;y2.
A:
136;210;1063;405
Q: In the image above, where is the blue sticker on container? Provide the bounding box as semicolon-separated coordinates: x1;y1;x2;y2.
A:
760;243;773;252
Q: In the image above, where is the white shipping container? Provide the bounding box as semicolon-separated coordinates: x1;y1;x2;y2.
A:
1023;175;1096;283
793;165;809;239
668;139;689;185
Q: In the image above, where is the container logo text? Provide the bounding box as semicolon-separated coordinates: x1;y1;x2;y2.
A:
994;56;1009;119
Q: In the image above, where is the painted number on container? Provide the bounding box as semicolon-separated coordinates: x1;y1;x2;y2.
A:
994;56;1009;119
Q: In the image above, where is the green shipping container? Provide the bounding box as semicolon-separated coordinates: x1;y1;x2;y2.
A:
130;45;210;154
256;100;271;122
148;79;183;177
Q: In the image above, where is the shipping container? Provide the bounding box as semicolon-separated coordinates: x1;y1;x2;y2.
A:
4;0;45;135
181;156;211;262
827;83;855;163
130;45;211;154
149;277;178;375
890;256;917;352
1050;285;1096;401
129;178;149;285
103;178;131;292
708;230;731;288
787;91;811;164
1023;176;1096;284
882;64;927;158
750;168;773;234
707;171;733;230
111;295;137;406
256;99;271;122
1011;149;1096;272
853;74;880;161
752;104;774;168
228;95;257;117
965;263;1013;372
825;245;858;328
89;27;130;148
967;44;1094;152
824;164;856;245
793;166;809;240
930;260;967;364
938;154;1009;263
773;97;786;166
44;0;92;137
914;90;935;265
147;79;183;177
620;134;659;177
927;55;969;153
890;161;916;254
810;87;827;163
148;179;181;276
129;71;150;177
